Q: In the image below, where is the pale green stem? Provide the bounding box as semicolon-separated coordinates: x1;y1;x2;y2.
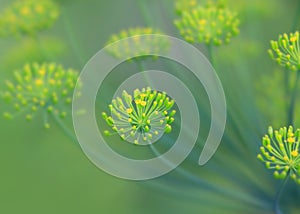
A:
284;70;290;115
136;60;145;72
291;1;300;31
287;70;299;126
61;11;85;68
51;113;79;147
138;0;152;26
136;60;153;87
274;171;290;214
206;44;214;67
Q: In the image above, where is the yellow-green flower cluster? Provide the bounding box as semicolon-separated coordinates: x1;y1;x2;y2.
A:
175;0;226;15
175;0;199;15
102;87;176;145
2;63;79;128
105;27;169;61
268;31;300;72
257;126;300;184
0;0;59;38
174;1;240;46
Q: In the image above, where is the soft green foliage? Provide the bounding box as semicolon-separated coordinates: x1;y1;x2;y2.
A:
255;70;287;127
174;0;240;46
257;126;300;184
1;63;79;128
105;27;169;61
1;0;300;213
4;37;66;70
228;0;281;21
268;31;300;72
255;68;300;128
0;0;59;38
102;87;176;145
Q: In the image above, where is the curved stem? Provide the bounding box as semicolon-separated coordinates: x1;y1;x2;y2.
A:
51;113;79;147
274;171;290;214
287;71;299;126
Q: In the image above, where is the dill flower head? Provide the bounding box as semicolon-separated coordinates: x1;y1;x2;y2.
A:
174;0;240;46
257;126;300;184
2;63;79;128
102;87;176;145
0;0;59;38
105;27;170;61
268;31;300;72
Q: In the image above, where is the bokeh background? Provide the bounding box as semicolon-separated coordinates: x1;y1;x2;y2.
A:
0;0;300;213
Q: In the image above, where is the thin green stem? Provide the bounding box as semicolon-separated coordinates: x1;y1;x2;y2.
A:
206;44;214;67
61;10;85;68
274;171;290;214
291;1;300;31
51;113;79;147
136;60;153;87
136;60;145;72
287;70;299;126
284;69;290;114
138;0;152;26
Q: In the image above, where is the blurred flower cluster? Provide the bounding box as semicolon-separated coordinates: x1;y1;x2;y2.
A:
105;27;170;61
2;63;79;128
0;0;59;38
174;0;240;45
175;0;226;15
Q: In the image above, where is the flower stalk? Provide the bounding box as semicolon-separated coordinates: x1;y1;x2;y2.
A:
274;170;290;214
288;71;300;126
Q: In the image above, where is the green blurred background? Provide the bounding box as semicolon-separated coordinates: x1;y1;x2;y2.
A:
0;0;300;213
